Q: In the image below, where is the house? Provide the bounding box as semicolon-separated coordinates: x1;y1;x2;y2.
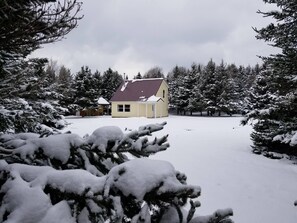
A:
110;78;168;118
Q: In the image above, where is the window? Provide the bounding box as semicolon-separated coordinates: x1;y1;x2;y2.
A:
125;104;130;112
163;90;165;98
117;104;130;112
118;104;123;112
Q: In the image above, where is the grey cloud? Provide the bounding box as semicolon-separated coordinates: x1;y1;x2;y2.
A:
32;0;278;77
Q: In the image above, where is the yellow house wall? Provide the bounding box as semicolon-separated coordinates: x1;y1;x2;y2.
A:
111;102;154;118
111;80;169;118
111;101;139;118
155;80;169;117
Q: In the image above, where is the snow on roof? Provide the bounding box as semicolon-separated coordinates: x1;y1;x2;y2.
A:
120;82;128;91
131;78;164;83
97;97;109;105
146;95;162;102
110;78;165;102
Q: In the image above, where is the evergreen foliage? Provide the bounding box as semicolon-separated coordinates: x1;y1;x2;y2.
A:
244;0;297;156
0;122;233;223
134;72;143;79
0;0;82;75
0;58;67;133
0;0;82;133
167;66;189;115
73;66;99;109
167;60;259;116
101;68;123;101
144;66;164;78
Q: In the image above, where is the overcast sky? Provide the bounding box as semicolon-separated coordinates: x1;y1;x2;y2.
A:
32;0;278;78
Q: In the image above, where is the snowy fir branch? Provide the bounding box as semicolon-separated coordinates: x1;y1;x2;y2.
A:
0;123;233;222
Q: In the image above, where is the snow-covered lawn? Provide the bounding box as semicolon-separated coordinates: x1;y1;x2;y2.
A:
64;115;297;223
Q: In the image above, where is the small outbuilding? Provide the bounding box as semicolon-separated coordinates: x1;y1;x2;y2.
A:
110;78;168;118
97;97;110;115
78;97;110;117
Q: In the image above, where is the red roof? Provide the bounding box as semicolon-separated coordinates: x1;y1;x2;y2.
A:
110;78;164;102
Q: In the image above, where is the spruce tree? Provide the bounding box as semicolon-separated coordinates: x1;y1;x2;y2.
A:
93;70;103;97
101;68;123;101
0;59;67;133
56;65;76;115
73;66;98;110
134;72;143;79
245;0;297;155
0;0;82;133
143;66;164;78
167;66;189;115
0;0;82;75
186;63;204;115
0;122;234;223
216;61;238;116
200;59;218;116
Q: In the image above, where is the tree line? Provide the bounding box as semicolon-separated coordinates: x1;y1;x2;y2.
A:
44;62;123;114
166;60;260;116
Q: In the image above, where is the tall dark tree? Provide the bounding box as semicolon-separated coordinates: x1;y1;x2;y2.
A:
0;0;82;75
0;0;82;133
101;68;123;100
57;65;72;86
56;65;76;114
186;63;202;115
44;59;58;84
215;61;237;116
0;59;67;133
143;66;164;78
244;0;297;155
73;66;98;109
92;70;103;96
200;59;218;116
134;72;142;79
167;66;189;114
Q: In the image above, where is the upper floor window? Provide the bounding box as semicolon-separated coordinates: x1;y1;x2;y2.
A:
163;90;165;98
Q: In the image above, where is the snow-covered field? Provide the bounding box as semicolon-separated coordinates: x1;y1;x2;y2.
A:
64;115;297;223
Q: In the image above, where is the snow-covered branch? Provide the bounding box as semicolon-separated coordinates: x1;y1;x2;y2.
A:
0;122;233;222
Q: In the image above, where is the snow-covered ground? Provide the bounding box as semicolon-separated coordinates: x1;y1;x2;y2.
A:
64;115;297;223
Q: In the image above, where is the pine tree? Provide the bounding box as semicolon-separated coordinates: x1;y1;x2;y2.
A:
57;65;72;86
200;59;218;116
215;61;237;116
186;63;203;115
93;70;103;97
45;59;58;84
0;0;82;133
73;66;98;110
0;122;233;223
134;72;142;79
56;65;76;115
101;68;123;101
0;59;67;133
0;0;82;75
244;0;297;155
143;66;164;78
167;66;189;115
